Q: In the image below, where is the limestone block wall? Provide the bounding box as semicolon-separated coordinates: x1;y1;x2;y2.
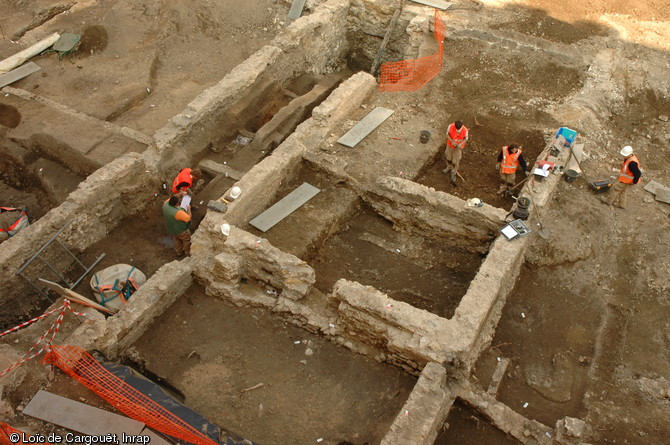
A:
194;224;315;305
0;152;159;306
347;0;429;67
63;260;194;360
364;176;508;253
380;362;456;445
204;71;376;229
153;0;352;175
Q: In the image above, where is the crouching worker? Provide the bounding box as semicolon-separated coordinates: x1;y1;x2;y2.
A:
497;143;528;196
162;195;192;257
171;168;202;196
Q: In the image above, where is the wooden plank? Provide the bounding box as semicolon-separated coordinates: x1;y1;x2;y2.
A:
337;107;394;148
0;62;41;88
23;390;145;437
38;278;116;314
409;0;452;10
249;183;320;232
288;0;307;19
370;5;403;76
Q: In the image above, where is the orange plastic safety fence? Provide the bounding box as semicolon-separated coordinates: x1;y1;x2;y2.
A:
43;345;218;445
379;10;445;92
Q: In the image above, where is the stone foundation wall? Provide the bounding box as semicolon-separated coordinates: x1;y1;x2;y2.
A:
64;260;194;360
364;176;508;253
0;152;158;307
153;0;353;176
380;362;456;445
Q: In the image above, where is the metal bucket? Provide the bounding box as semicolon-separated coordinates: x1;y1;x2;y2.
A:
564;169;580;183
420;130;431;143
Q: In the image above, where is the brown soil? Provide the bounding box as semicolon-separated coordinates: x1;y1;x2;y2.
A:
130;284;415;445
2;0;670;444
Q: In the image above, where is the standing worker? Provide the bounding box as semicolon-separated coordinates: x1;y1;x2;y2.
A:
171;168;202;196
162;195;192;257
497;143;528;196
443;120;469;186
601;146;642;209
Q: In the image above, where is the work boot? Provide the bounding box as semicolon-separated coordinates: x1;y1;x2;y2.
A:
450;172;458;186
497;185;506;196
442;166;452;174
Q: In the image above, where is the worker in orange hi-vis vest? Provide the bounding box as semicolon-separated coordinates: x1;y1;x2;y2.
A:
600;145;642;209
442;120;469;186
171;168;202;196
496;143;528;196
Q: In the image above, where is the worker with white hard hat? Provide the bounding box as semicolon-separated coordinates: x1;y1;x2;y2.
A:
601;145;642;209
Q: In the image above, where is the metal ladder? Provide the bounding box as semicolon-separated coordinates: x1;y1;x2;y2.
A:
15;221;105;303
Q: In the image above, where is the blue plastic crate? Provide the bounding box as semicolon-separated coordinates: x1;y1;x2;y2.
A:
555;127;578;147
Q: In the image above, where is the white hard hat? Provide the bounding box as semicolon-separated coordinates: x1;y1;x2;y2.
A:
230;186;241;199
620;145;633;156
220;223;230;236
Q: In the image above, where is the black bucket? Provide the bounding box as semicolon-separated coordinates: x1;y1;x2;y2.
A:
564;169;579;183
420;130;431;143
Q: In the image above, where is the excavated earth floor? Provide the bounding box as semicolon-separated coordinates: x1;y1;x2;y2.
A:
1;0;670;444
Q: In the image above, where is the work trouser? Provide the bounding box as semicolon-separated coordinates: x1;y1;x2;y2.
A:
607;181;633;208
499;171;516;192
445;147;463;173
172;230;192;256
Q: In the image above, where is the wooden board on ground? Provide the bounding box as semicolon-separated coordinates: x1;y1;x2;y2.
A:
249;183;320;232
409;0;453;10
337;107;394;148
288;0;307;19
23;390;145;437
38;278;116;314
0;62;41;88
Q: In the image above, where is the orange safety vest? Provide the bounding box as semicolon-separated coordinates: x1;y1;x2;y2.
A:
618;155;640;184
501;146;521;174
171;168;193;194
447;124;468;149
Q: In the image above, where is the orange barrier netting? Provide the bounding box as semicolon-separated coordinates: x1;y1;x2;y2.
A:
43;345;218;445
379;10;445;92
1;423;29;445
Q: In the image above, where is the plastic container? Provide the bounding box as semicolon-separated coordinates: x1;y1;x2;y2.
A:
555;127;578;147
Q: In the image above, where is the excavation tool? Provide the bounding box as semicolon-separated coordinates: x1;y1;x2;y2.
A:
510;196;550;239
503;173;532;197
532;201;550;239
567;146;612;193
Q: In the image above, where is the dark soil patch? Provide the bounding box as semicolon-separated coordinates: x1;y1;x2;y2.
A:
310;208;483;319
78;25;109;55
0;104;22;128
131;283;416;445
495;6;611;43
435;400;521;445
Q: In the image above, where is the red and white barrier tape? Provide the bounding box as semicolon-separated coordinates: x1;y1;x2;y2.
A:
0;300;85;378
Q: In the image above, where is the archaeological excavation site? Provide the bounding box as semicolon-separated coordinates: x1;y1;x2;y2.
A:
2;0;670;444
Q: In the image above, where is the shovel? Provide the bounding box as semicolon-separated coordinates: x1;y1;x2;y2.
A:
533;203;550;239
